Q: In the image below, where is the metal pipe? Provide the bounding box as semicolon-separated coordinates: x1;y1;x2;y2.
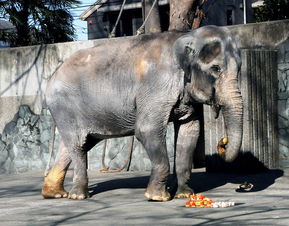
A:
243;0;247;24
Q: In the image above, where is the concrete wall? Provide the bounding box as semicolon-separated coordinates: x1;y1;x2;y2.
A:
1;20;289;174
278;38;289;167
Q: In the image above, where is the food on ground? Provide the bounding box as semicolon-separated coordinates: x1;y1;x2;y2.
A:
185;193;235;208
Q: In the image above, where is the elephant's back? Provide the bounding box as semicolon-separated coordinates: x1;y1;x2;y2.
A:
50;31;182;86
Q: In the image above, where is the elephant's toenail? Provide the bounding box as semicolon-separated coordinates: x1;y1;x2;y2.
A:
70;194;77;199
77;195;85;200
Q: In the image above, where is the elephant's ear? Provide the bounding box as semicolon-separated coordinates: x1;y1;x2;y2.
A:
173;36;197;82
198;41;221;64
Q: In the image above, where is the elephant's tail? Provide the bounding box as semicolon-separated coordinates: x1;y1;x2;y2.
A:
44;120;56;177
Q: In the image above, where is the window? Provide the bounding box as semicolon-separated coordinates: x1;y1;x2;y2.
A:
226;6;235;25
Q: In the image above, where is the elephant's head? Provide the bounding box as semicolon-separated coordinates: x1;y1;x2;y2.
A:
173;25;243;162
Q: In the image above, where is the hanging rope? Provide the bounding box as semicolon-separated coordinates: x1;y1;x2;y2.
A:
109;0;127;38
136;0;159;36
100;136;135;173
108;0;159;37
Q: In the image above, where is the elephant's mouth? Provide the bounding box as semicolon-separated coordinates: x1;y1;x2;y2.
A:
207;99;222;119
206;87;222;119
212;102;221;119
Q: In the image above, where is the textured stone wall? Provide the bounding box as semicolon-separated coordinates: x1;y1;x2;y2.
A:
88;124;175;172
0;105;57;173
278;39;289;167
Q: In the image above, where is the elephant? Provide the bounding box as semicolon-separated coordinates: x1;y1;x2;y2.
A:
42;25;243;201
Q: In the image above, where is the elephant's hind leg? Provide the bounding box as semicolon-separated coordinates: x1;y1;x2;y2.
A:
67;134;100;200
67;146;89;200
42;141;71;198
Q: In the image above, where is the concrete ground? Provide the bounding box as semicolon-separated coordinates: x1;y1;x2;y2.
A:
0;168;288;226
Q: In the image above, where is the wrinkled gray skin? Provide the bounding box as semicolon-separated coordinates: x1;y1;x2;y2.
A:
42;26;243;201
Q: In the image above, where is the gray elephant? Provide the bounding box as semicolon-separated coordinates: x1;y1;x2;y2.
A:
42;25;243;201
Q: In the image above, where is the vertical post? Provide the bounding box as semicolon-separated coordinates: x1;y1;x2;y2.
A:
243;0;247;24
142;0;145;22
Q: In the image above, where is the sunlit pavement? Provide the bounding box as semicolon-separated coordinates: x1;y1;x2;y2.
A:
0;168;288;225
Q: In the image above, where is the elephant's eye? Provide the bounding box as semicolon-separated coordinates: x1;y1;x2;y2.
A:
211;65;221;73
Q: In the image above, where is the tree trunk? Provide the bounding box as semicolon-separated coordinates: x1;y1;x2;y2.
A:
143;0;161;33
168;0;196;31
168;0;206;31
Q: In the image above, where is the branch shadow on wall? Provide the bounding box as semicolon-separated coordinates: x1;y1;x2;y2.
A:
0;45;44;97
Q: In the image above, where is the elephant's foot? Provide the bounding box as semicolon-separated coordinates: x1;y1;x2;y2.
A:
174;185;194;199
42;184;68;198
144;184;171;201
68;184;89;200
42;168;68;199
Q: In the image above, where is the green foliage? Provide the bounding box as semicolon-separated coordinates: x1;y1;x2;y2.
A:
0;0;80;47
255;0;289;22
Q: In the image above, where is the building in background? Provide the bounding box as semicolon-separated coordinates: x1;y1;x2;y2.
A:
80;0;169;39
202;0;255;26
80;0;259;40
0;20;15;48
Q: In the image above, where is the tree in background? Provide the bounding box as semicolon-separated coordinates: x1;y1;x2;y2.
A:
168;0;207;31
0;0;80;47
144;0;207;33
254;0;289;22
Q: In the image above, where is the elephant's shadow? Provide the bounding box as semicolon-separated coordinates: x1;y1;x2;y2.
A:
88;168;284;197
188;169;283;194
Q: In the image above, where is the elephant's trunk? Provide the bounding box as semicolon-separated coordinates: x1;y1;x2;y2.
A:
216;65;243;162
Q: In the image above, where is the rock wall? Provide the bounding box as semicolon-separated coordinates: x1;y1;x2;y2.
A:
278;39;289;167
88;124;175;172
0;105;57;173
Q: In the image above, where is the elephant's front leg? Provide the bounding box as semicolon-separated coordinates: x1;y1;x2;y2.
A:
136;125;171;201
174;119;200;199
